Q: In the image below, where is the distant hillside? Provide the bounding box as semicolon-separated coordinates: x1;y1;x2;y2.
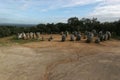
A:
0;23;36;27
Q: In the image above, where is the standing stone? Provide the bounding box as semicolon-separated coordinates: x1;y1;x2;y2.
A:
61;34;66;42
86;32;93;43
65;31;69;37
30;32;34;39
18;33;22;39
102;35;105;41
22;32;27;40
36;32;40;40
70;34;75;41
84;31;88;39
74;31;77;37
98;31;104;41
33;32;37;39
26;33;30;39
104;33;108;41
92;29;97;37
100;35;105;42
76;33;81;41
106;31;111;40
99;31;103;35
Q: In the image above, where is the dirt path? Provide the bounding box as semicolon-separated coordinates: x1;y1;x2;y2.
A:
0;46;72;80
0;40;120;80
46;52;120;80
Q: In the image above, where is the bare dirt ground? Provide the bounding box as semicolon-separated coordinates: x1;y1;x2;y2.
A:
0;35;120;80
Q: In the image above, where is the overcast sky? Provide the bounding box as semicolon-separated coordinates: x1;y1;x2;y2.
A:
0;0;120;24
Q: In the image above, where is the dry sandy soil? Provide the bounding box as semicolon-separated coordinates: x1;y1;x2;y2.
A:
0;35;120;80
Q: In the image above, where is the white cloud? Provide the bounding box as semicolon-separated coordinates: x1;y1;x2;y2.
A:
0;0;102;13
89;0;120;22
18;0;102;11
60;0;102;8
0;0;120;23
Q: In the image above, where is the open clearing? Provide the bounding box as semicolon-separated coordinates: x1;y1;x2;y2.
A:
0;35;120;80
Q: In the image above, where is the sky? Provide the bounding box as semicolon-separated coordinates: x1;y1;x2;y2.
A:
0;0;120;24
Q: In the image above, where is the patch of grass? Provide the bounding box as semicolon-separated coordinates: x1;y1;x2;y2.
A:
0;36;13;46
10;36;41;44
0;36;41;46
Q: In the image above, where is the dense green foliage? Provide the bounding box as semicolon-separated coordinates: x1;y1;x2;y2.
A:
0;17;120;38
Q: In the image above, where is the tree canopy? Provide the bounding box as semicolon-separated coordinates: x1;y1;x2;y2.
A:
0;17;120;38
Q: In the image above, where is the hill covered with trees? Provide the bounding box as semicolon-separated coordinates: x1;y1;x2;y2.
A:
0;17;120;38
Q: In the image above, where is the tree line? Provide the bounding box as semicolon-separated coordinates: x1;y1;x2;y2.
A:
0;17;120;38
